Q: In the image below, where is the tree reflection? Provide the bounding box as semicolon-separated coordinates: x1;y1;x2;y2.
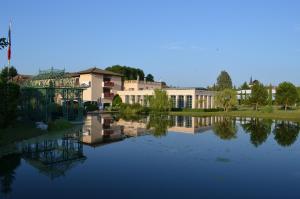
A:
213;118;237;140
273;121;300;147
241;118;272;147
147;114;171;137
0;154;21;196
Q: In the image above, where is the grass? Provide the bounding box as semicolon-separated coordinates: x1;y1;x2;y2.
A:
0;121;44;146
170;107;300;122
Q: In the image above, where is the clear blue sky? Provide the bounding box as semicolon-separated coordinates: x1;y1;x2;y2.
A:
1;0;300;87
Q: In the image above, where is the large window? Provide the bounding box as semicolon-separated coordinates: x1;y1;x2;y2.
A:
170;95;176;108
186;95;192;109
125;95;129;104
131;95;135;104
178;95;184;108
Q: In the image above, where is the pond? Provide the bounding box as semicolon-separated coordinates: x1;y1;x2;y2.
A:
1;114;300;199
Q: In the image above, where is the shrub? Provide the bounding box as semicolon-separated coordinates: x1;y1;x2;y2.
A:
261;105;274;113
48;118;73;131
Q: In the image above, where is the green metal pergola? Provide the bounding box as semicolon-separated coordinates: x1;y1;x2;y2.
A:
20;68;86;122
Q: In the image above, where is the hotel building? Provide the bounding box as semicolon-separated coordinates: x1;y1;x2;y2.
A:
117;80;216;109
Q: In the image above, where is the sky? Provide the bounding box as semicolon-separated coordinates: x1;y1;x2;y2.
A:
0;0;300;87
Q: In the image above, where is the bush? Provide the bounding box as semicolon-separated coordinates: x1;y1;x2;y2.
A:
120;103;149;115
181;108;223;112
84;102;98;112
48;118;73;131
261;105;274;113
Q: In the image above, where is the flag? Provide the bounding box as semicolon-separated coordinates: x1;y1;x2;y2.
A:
7;23;11;63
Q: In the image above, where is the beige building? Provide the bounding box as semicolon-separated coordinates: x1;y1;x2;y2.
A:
117;81;215;109
77;67;123;107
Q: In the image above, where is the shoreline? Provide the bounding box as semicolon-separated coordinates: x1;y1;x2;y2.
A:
169;110;300;122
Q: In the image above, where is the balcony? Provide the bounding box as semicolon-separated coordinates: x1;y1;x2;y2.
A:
103;81;114;87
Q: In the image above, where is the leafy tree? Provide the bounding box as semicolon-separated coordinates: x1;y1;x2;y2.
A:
213;118;237;140
0;38;8;50
0;82;20;128
216;70;233;90
0;66;18;82
273;121;300;147
146;114;171;137
105;65;147;81
214;89;237;112
267;84;273;105
276;82;299;111
149;89;172;112
112;94;122;108
241;118;272;147
240;81;250;90
145;74;154;82
248;81;268;111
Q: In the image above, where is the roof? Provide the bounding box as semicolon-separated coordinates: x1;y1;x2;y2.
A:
165;87;207;91
77;67;123;76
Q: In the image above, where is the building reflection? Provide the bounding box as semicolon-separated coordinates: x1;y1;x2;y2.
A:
81;114;124;146
19;131;86;180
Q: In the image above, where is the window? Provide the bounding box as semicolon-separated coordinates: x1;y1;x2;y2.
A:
178;96;184;108
125;95;129;104
171;96;176;108
131;95;135;104
186;95;192;109
137;95;141;104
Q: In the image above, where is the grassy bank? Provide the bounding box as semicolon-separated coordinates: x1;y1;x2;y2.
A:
0;121;44;146
170;109;300;122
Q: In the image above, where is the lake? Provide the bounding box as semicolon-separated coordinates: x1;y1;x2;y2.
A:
1;114;300;199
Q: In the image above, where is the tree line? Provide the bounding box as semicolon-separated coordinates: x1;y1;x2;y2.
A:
213;70;300;112
105;65;154;82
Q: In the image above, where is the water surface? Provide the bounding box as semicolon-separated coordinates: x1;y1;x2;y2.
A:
1;115;300;199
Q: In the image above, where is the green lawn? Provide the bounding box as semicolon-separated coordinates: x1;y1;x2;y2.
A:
170;108;300;122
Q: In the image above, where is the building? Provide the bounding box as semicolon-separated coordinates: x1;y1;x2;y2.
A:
117;80;216;109
76;67;123;108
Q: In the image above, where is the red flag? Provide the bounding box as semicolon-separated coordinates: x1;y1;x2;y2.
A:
8;23;11;62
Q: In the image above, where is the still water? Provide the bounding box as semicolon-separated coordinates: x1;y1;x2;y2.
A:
1;114;300;199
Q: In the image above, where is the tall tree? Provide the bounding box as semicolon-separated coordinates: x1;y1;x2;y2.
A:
145;74;154;82
216;70;233;90
248;81;268;111
215;88;237;112
105;65;146;81
0;66;18;82
149;89;172;112
240;81;250;90
275;82;299;111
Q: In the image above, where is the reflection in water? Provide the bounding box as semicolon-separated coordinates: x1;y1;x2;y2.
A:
213;118;237;140
20;131;85;179
81;114;124;146
241;118;272;147
146;114;170;137
0;154;21;196
273;121;300;147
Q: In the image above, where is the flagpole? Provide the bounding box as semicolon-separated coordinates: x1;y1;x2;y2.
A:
7;22;11;80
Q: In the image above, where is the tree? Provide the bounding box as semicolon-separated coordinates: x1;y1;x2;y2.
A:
240;81;250;90
112;94;122;108
105;65;147;81
267;84;273;105
0;82;20;128
0;38;8;50
276;82;299;111
213;118;237;140
214;89;237;112
145;74;154;82
273;121;300;147
0;66;18;82
248;81;268;111
216;70;233;90
241;118;272;147
149;89;172;112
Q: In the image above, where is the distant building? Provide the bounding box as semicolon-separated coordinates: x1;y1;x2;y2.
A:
117;80;216;109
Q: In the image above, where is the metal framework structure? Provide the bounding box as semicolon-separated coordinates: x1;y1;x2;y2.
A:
20;68;86;122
